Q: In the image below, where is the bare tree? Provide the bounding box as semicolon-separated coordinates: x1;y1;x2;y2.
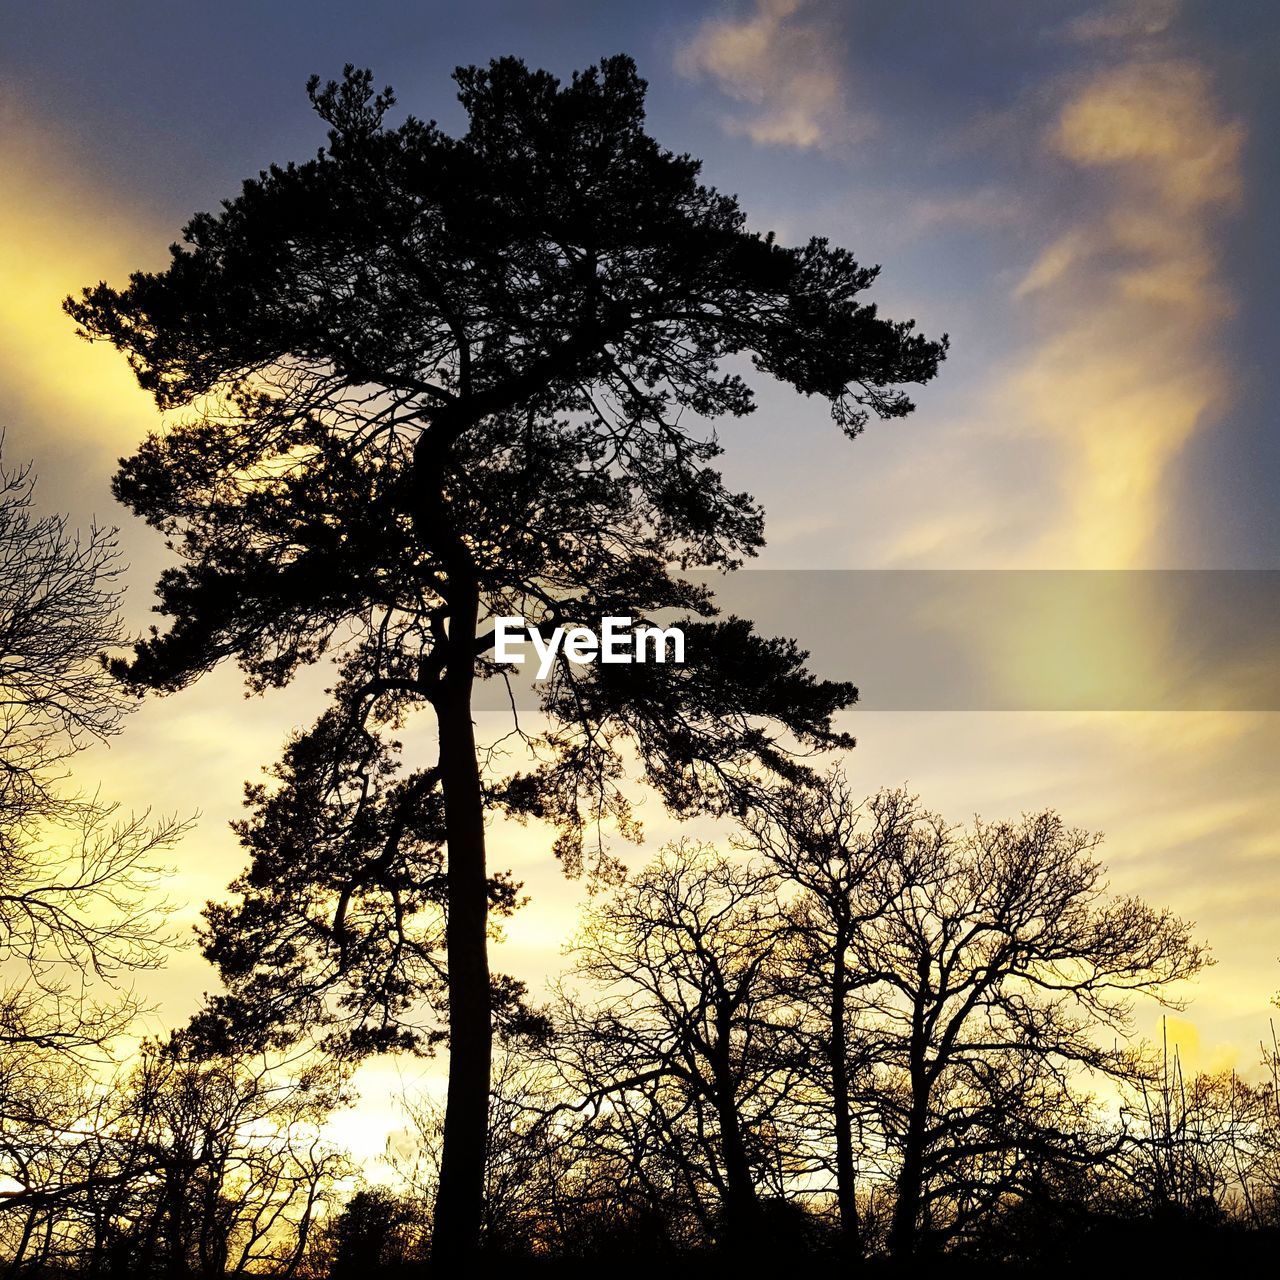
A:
822;798;1208;1259
1254;1018;1280;1225
1119;1004;1280;1231
1124;1026;1267;1224
546;842;805;1257
0;805;185;1060
484;789;1213;1265
0;441;128;812
0;440;190;1236
0;440;184;1058
741;778;922;1257
0;1042;350;1278
392;1049;574;1257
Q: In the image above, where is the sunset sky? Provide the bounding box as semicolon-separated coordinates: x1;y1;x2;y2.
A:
3;0;1278;1161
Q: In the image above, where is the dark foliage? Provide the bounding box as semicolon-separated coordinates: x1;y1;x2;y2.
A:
66;52;944;1259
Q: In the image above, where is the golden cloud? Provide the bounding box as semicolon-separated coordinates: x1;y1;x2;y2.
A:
1008;58;1242;569
676;0;862;150
1054;60;1244;208
0;90;168;459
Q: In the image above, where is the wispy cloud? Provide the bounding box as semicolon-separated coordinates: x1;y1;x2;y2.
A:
905;186;1027;234
1010;55;1243;567
1065;0;1179;44
675;0;863;150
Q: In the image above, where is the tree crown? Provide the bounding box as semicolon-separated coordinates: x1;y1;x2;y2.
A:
65;55;945;1054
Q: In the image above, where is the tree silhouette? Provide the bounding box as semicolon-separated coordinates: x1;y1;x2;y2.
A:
533;792;1212;1264
0;442;128;806
325;1188;426;1279
391;1049;577;1257
742;777;924;1257
1121;1024;1277;1226
0;442;199;1259
547;843;800;1257
66;55;945;1260
811;798;1206;1259
0;441;183;1066
0;1042;347;1278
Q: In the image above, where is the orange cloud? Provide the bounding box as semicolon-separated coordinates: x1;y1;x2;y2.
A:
1053;60;1243;208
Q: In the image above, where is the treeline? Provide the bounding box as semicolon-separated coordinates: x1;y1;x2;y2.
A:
340;791;1280;1272
0;1047;346;1276
3;444;1280;1274
6;782;1280;1271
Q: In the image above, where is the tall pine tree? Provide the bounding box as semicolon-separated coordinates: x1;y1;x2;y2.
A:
68;57;945;1260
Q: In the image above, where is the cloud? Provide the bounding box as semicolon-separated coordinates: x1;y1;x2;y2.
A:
905;186;1027;233
1066;0;1179;44
0;89;169;463
1053;60;1244;208
838;32;1271;1074
1005;57;1243;568
676;0;863;150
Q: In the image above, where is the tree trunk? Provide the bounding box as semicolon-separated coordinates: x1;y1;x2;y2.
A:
164;1168;189;1280
712;999;760;1257
5;1206;38;1277
716;1096;760;1257
889;982;930;1261
889;1059;929;1259
830;950;862;1259
429;577;492;1266
890;1118;926;1260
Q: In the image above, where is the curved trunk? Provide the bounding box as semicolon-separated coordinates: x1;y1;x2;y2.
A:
428;578;492;1265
